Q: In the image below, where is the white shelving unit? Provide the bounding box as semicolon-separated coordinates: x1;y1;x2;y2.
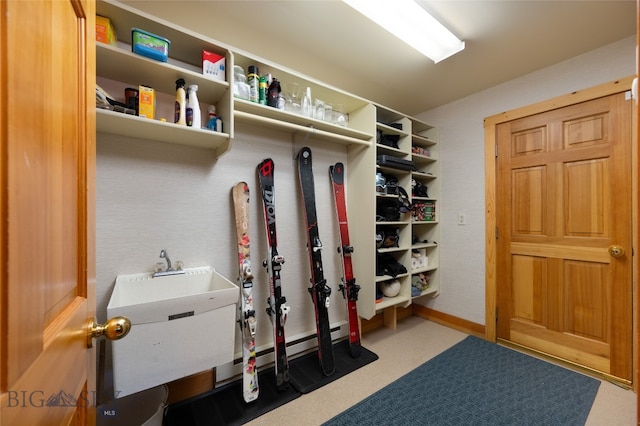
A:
348;106;440;328
96;0;375;155
410;119;440;300
96;0;234;155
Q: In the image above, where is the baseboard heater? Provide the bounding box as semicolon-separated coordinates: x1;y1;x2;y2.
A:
216;323;346;384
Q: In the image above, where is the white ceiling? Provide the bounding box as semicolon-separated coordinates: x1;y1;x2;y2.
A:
124;0;636;116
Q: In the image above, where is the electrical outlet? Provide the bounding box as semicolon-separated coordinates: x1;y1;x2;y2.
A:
458;213;466;226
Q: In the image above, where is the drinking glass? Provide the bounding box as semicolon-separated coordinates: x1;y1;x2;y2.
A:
333;104;348;127
314;99;325;121
284;82;300;114
324;103;333;123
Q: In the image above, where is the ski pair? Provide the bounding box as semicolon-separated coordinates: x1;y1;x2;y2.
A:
232;168;291;403
298;148;362;376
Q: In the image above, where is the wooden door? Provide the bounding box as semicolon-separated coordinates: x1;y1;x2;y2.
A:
0;1;97;424
495;92;633;382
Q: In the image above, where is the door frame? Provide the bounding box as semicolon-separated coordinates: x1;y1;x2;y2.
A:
483;76;637;391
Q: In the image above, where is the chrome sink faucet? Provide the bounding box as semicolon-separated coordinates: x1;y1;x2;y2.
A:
160;249;172;271
153;249;185;277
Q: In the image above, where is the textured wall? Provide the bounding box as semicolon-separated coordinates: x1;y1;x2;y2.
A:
414;36;636;325
97;124;349;372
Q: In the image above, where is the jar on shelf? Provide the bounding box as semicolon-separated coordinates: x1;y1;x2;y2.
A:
233;65;250;100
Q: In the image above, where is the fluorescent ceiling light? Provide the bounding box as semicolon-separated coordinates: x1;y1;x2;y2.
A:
343;0;465;63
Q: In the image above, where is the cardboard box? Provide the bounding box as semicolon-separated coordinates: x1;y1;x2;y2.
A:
202;50;226;81
96;15;117;46
138;85;155;119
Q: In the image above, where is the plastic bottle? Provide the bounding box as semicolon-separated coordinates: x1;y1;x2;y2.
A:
206;105;217;131
267;78;281;108
301;86;312;117
174;78;186;125
247;66;260;103
186;84;201;128
259;76;268;105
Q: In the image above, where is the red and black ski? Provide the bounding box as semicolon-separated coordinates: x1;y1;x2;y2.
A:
329;162;361;358
257;159;290;390
297;147;335;376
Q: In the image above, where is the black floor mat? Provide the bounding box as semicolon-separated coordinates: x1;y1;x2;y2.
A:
289;340;379;394
164;340;378;425
164;367;299;426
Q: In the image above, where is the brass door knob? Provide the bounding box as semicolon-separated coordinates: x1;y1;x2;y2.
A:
608;245;625;258
87;316;131;348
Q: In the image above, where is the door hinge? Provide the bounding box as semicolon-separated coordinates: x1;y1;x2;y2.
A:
495;307;499;323
495;227;498;239
495;144;498;157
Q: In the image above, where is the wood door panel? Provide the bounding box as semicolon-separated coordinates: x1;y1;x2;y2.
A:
511;166;547;235
563;260;609;341
511;255;546;324
563;113;608;149
564;158;609;238
511;126;548;157
511;255;611;342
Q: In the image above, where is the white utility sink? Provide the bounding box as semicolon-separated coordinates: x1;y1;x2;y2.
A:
107;266;239;398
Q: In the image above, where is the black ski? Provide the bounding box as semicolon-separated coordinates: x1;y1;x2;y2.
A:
257;158;290;390
297;146;335;376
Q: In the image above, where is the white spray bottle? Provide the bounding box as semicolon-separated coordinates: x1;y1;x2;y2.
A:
186;84;201;128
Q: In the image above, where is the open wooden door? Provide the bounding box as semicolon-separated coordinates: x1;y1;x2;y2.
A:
1;1;98;424
635;0;640;417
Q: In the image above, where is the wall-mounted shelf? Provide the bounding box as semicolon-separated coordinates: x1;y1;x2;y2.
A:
412;133;437;147
413;170;437;180
96;0;378;156
375;295;411;311
412;265;438;274
412;153;437;163
376;144;406;157
96;43;228;104
376;122;409;137
96;109;230;153
96;0;234;157
234;101;372;146
414;287;438;299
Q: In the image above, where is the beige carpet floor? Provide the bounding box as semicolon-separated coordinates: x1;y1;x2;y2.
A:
246;316;636;426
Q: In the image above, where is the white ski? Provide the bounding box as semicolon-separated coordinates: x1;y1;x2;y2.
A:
232;182;259;402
